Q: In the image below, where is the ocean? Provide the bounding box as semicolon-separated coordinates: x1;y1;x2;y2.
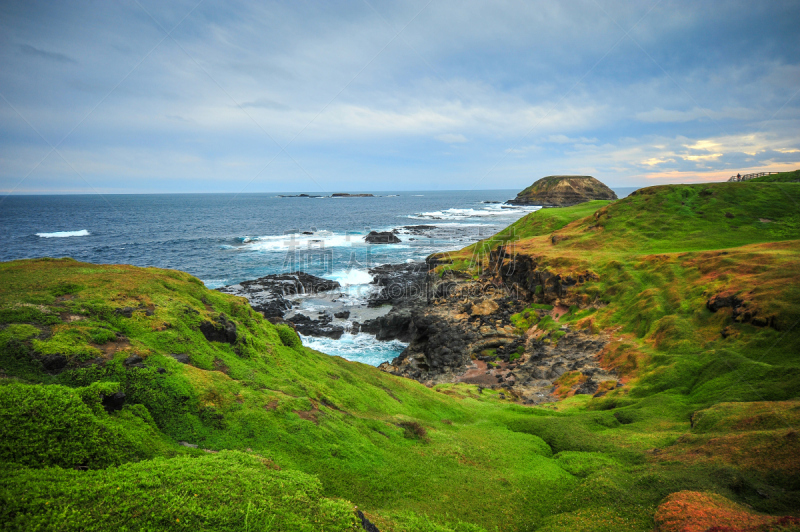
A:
0;188;638;365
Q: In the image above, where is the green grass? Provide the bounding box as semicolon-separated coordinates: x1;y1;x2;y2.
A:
1;177;800;530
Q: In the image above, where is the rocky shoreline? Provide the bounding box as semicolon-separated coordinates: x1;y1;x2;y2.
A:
222;244;618;405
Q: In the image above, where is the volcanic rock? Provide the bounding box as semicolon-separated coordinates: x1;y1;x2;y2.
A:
218;272;340;318
365;231;401;244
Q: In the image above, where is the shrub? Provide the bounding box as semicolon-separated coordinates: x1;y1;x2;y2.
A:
89;328;116;344
398;421;429;442
276;324;302;349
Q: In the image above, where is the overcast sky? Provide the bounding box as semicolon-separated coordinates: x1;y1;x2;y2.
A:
1;0;799;193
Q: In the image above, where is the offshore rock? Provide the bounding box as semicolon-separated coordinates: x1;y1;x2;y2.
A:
365;231;401;244
507;175;617;207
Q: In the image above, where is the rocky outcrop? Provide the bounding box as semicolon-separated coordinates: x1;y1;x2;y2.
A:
360;262;427;341
378;249;616;403
199;314;238;344
706;292;775;328
507;175;617;207
218;272;340;318
290;312;345;339
365;231;401;244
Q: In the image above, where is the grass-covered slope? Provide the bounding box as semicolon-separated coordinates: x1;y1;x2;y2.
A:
430;179;800;526
2;178;799;531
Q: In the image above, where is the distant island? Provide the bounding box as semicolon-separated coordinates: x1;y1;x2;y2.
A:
278;193;376;198
507;175;618;206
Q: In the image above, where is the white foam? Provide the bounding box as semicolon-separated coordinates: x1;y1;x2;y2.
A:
237;231;364;252
408;205;540;220
300;332;407;366
325;268;373;286
36;230;90;238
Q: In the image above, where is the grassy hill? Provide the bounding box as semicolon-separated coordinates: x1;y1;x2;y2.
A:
1;173;800;531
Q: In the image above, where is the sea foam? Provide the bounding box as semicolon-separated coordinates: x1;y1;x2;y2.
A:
36;230;90;238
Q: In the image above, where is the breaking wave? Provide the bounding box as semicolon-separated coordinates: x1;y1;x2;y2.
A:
36;230;90;238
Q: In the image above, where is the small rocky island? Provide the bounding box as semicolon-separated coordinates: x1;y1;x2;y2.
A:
507;175;617;206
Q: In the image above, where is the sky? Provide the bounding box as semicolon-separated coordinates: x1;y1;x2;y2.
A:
1;0;799;194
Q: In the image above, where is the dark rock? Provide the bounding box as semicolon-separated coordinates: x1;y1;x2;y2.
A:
706;294;743;312
725;212;735;218
101;391;126;413
334;310;350;319
574;378;598;395
358;510;380;532
156;367;167;374
41;354;68;373
289;314;345;339
363;306;416;342
115;307;134;318
124;355;145;369
331;193;374;197
218;272;340;319
365;231;401;244
401;224;437;235
171;353;190;364
199;314;237;344
368;262;427;307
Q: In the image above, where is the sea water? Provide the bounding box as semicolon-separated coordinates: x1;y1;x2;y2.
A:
0;188;637;364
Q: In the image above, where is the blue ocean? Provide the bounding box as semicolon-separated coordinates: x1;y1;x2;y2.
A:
0;188;637;364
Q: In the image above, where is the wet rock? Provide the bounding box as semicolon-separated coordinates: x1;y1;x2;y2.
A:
334;310;350;319
368;262;427;307
289;313;344;339
101;391;126;413
218;272;340;319
365;231;401;244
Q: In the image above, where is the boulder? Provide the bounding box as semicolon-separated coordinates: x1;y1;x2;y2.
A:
365;231;401;244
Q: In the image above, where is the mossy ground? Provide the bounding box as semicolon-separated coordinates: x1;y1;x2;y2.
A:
2;173;800;530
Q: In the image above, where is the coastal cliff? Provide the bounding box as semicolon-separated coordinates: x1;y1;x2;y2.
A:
507;175;618;206
1;172;799;530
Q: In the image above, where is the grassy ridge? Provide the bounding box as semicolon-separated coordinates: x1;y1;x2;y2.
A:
2;177;800;530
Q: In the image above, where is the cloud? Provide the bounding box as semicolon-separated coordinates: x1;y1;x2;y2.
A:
0;0;799;192
240;98;290;111
18;44;76;63
435;133;467;143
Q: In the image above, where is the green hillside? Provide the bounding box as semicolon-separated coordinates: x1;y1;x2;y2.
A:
2;176;800;531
